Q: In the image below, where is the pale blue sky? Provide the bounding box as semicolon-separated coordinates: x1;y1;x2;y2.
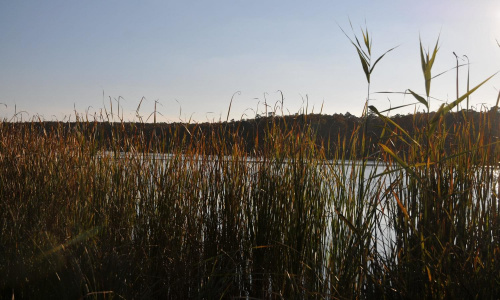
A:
1;1;500;122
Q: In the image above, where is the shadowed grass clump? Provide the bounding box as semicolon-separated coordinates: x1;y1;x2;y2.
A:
1;116;373;299
364;33;500;299
371;109;500;299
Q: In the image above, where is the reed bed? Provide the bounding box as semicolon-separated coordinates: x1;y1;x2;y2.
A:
1;30;499;299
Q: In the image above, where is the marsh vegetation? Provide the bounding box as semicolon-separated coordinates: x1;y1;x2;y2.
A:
0;28;499;299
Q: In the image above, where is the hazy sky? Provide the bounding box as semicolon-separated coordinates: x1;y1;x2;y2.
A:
2;1;500;122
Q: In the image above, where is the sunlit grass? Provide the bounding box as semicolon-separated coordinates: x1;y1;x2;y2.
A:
0;28;499;299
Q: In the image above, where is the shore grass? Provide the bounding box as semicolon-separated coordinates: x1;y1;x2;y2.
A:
1;30;499;299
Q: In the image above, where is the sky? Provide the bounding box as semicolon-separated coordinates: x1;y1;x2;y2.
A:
1;0;500;122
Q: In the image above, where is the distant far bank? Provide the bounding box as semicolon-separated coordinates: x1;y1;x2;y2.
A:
3;108;498;161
